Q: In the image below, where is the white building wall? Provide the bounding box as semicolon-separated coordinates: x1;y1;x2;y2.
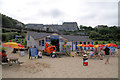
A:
67;42;72;51
73;42;76;51
26;35;45;50
59;42;64;51
27;36;36;47
35;39;45;50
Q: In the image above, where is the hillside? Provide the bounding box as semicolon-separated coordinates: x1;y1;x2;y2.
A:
0;13;24;29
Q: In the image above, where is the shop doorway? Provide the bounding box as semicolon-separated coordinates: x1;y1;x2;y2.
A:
51;39;59;51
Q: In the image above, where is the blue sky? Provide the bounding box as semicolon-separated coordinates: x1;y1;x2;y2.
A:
0;0;119;27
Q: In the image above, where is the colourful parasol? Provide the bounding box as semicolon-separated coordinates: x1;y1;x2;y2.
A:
83;45;90;47
94;44;105;48
77;44;85;47
2;42;24;49
105;43;117;47
87;44;94;47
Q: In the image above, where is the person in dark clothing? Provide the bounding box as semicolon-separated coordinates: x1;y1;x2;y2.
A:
2;50;8;62
29;46;32;59
12;48;16;53
104;45;111;64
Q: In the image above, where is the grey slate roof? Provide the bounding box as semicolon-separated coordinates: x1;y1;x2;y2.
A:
61;35;93;42
25;24;44;29
63;22;77;24
28;31;52;40
28;31;93;42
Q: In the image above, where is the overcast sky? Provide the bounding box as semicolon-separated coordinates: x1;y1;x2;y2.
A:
0;0;119;27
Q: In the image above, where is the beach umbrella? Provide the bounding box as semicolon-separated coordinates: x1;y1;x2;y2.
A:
105;43;110;47
2;42;18;48
94;44;105;47
109;43;117;47
87;44;94;47
83;45;90;47
17;43;24;48
105;43;117;47
2;42;24;49
77;44;85;47
83;44;94;47
2;42;17;46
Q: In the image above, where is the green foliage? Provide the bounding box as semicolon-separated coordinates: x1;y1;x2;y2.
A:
89;31;101;39
79;25;93;31
78;25;120;41
1;13;24;28
2;32;24;42
2;33;9;42
0;47;6;52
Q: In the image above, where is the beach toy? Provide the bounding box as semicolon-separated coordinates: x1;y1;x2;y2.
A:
90;51;93;56
44;43;48;52
52;54;55;58
65;45;67;48
83;54;88;66
70;53;74;57
44;42;56;54
91;54;93;56
46;46;56;54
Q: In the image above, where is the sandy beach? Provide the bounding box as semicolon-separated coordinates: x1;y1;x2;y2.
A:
2;48;119;78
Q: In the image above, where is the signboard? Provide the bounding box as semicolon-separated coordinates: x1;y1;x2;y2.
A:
30;48;38;57
50;35;59;39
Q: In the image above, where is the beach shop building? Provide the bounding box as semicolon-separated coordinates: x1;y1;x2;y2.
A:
26;31;94;51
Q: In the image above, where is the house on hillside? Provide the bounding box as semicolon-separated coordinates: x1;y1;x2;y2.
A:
62;22;78;31
25;24;44;30
25;22;78;32
43;24;62;32
26;31;94;51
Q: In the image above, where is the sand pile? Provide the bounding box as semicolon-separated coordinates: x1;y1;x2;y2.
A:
21;62;50;73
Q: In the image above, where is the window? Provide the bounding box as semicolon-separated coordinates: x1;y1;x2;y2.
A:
79;42;82;44
42;40;44;46
95;41;98;45
46;37;50;42
88;42;90;44
84;42;86;45
60;39;64;42
39;40;41;46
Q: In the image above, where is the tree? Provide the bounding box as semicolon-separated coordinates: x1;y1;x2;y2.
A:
89;31;101;39
1;13;24;28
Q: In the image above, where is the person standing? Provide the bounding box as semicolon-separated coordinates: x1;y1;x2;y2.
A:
93;47;98;58
34;46;38;59
110;47;115;56
29;46;32;59
98;47;104;60
2;50;8;62
104;45;111;64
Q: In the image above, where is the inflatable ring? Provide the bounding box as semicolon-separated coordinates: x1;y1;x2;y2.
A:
46;46;56;53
